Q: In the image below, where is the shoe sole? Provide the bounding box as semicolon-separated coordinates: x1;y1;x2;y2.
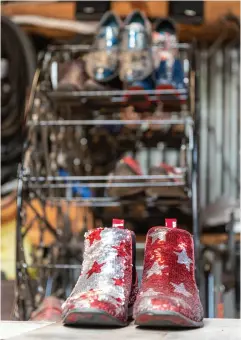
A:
135;310;204;328
63;308;128;327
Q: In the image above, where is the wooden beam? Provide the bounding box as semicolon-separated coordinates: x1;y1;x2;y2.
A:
205;1;240;22
112;1;240;21
2;1;76;20
112;1;168;18
1;1;240;42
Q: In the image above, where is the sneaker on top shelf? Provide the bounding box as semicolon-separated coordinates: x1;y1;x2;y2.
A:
120;10;155;106
153;18;186;101
85;11;122;84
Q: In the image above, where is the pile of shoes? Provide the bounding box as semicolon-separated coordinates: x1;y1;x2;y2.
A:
45;11;188;191
107;156;185;198
56;10;186;104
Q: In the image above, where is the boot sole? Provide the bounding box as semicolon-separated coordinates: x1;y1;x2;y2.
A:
63;308;128;327
135;310;204;328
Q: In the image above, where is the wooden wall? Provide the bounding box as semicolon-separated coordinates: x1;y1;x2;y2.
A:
2;2;240;43
112;1;240;21
2;1;240;21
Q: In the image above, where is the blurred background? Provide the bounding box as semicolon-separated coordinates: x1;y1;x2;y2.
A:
1;0;240;321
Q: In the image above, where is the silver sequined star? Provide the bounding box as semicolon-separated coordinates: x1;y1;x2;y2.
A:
150;230;167;244
174;248;193;271
170;282;191;297
146;262;167;278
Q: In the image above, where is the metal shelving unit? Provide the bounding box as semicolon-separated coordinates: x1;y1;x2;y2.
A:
14;43;200;320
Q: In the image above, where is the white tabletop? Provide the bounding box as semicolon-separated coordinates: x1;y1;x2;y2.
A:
1;319;241;340
0;321;53;339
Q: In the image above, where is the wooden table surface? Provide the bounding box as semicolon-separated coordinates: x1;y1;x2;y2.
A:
1;319;241;340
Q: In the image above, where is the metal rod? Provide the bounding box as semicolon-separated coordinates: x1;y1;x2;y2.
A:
48;88;188;97
27;181;185;189
47;43;191;53
27;118;193;127
25;174;186;182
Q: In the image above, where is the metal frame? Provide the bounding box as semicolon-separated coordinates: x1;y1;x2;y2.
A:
14;43;200;320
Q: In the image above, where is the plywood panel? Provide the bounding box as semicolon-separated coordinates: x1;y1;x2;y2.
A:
1;1;240;43
2;1;76;20
112;1;168;18
2;1;240;21
205;1;240;22
112;1;240;20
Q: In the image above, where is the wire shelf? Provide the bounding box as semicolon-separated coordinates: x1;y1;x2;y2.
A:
14;37;199;321
47;43;192;53
47;88;188;106
27;117;193;127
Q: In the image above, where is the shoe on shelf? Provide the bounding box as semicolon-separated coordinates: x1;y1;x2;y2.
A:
120;106;142;130
58;168;93;198
146;163;186;198
134;218;204;327
85;11;122;83
62;219;138;327
107;156;144;198
30;296;63;322
83;78;111;91
88;127;117;167
171;58;187;101
120;10;155;106
57;60;86;91
153;18;186;101
153;18;177;65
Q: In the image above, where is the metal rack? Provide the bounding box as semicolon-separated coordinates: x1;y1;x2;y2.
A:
14;43;200;320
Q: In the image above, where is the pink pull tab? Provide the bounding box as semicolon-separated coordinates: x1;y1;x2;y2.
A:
112;219;125;229
165;219;177;229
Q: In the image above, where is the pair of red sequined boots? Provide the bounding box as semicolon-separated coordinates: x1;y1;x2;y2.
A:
62;219;203;328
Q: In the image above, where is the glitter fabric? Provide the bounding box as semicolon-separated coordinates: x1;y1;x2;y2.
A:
62;226;137;325
134;225;204;327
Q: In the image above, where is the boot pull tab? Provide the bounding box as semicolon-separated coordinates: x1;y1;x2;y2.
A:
112;219;125;229
165;218;177;229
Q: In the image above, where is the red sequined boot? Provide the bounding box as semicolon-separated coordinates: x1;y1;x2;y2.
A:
62;219;138;326
134;219;203;328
